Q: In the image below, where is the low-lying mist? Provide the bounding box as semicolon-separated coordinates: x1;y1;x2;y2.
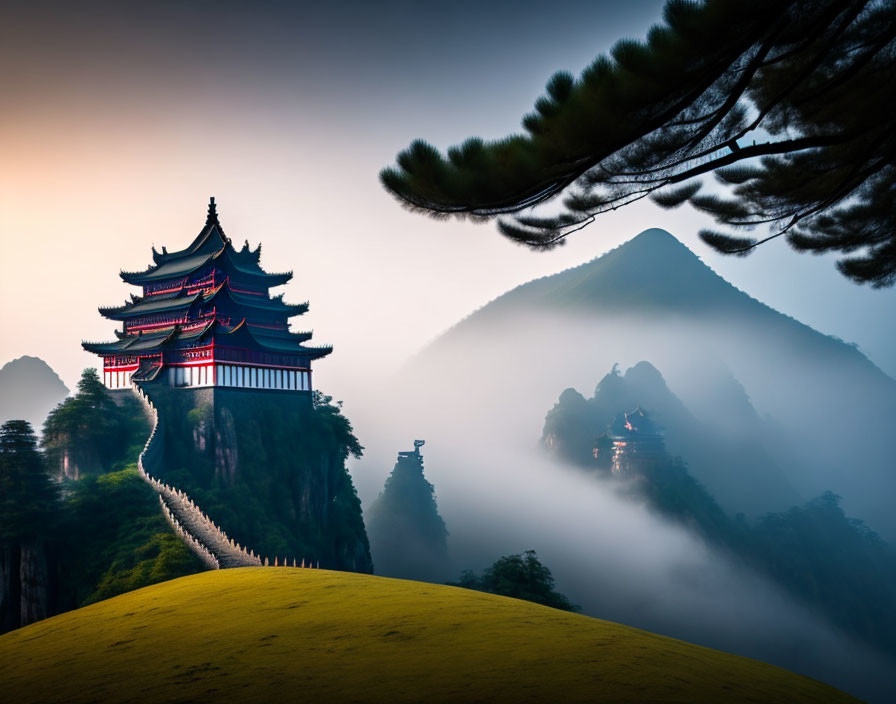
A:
334;310;896;702
391;310;896;534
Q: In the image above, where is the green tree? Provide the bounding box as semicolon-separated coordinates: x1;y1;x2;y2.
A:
450;551;578;612
382;0;896;286
59;467;201;606
0;420;59;543
43;369;148;478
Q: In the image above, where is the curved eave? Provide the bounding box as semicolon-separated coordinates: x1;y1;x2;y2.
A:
119;244;292;287
120;269;157;285
82;339;134;354
213;246;292;284
263;271;293;286
99;297;199;321
175;223;230;260
221;269;293;287
251;329;314;343
235;241;261;264
119;325;180;341
257;340;333;359
85;331;333;360
302;346;333;360
215;320;331;359
142;223;230;267
205;284;308;317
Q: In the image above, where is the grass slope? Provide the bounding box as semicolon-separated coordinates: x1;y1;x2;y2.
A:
0;568;858;704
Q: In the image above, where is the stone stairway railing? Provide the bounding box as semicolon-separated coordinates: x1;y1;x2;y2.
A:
132;384;316;570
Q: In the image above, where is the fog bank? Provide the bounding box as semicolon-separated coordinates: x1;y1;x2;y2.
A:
338;310;896;701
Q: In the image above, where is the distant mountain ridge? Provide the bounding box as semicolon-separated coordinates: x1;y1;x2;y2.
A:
541;361;896;662
408;228;896;536
451;229;886;376
542;361;799;515
0;356;69;432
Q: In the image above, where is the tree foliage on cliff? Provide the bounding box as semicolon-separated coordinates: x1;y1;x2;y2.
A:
60;467;201;606
381;0;896;286
450;551;578;612
750;491;896;651
43;369;149;478
158;389;372;573
1;389;201;632
0;421;59;544
42;374;201;607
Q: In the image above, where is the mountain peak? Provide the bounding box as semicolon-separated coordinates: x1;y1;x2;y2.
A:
606;227;702;267
0;356;68;388
0;355;69;432
523;227;738;313
624;361;667;389
630;228;680;244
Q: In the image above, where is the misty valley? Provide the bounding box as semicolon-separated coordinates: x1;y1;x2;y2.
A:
4;2;895;701
355;229;896;701
2;229;895;703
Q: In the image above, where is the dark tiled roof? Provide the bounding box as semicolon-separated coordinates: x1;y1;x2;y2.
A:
99;291;202;319
120;244;292;286
82;319;332;359
100;281;306;322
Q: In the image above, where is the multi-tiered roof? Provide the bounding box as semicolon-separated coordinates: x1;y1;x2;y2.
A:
83;198;331;388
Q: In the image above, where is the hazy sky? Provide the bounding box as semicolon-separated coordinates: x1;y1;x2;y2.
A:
4;7;894;695
1;0;894;398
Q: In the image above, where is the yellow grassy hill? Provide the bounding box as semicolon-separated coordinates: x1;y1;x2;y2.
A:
0;568;858;704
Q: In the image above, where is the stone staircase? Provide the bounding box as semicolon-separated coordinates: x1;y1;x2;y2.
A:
133;385;313;570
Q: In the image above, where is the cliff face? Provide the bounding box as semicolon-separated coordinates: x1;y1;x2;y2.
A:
0;546;17;633
18;543;50;625
145;386;372;573
0;543;52;632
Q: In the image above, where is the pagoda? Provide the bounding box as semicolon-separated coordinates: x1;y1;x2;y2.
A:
607;407;666;476
83;198;331;392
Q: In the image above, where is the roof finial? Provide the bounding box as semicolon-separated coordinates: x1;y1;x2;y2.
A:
206;196;219;225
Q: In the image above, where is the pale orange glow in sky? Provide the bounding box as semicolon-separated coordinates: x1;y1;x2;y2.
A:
1;0;893;403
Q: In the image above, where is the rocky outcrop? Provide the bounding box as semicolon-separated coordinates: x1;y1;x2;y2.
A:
18;543;50;626
135;383;372;573
133;386;318;570
0;542;52;632
0;546;18;633
213;407;238;484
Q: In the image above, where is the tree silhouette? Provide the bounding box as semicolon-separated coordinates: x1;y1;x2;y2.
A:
0;420;59;544
450;551;578;611
382;0;896;286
